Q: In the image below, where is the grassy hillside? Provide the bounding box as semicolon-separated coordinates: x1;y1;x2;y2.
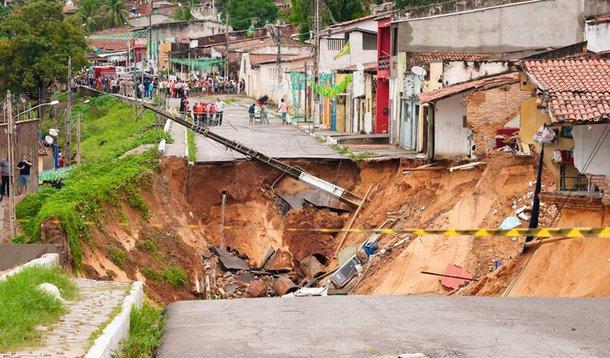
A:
17;95;170;269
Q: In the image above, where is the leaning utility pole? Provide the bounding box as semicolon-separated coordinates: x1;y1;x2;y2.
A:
312;0;320;131
6;91;15;242
66;56;72;163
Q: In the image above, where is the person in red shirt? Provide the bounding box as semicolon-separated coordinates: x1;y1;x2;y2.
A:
209;103;217;125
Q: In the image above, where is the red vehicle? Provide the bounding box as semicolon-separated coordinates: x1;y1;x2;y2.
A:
93;66;116;77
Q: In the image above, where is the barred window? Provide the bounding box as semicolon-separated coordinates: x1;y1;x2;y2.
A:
327;38;345;51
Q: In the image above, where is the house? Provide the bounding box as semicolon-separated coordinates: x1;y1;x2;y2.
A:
385;0;610;151
316;14;382;133
242;53;313;114
521;58;610;204
419;72;529;159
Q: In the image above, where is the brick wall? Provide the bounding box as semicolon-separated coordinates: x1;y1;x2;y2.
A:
466;82;531;157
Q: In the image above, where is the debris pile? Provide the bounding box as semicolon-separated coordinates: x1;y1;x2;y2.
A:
198;245;330;299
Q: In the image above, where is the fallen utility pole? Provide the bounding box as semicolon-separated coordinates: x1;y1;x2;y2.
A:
142;103;363;206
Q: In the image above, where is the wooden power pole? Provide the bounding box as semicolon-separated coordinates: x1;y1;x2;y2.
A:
66;56;72;163
76;113;82;165
6;91;15;242
312;0;320;131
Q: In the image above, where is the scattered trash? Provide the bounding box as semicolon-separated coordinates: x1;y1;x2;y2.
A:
518;212;530;221
282;285;329;298
499;216;521;230
330;256;362;288
515;205;528;215
494;260;503;269
439;265;475;290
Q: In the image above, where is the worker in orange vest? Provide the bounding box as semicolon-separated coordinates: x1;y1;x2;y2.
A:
193;102;204;125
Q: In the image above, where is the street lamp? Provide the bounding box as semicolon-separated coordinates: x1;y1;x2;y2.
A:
14;100;60;122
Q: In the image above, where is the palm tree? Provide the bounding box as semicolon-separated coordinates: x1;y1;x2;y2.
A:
99;0;129;29
77;0;101;32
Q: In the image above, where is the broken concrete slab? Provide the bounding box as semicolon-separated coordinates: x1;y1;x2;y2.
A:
218;256;250;271
258;246;276;269
278;189;353;212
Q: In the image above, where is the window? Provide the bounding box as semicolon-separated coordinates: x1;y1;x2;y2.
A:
327;38;345;51
362;32;377;51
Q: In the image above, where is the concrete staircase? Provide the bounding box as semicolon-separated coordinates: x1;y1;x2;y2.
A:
588;174;610;205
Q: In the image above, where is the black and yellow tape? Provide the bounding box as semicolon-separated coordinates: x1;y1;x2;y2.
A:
14;218;610;238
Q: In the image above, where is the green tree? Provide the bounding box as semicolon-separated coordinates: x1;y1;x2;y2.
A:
0;0;89;102
288;0;369;40
217;0;278;30
76;0;102;32
99;0;129;29
172;6;194;21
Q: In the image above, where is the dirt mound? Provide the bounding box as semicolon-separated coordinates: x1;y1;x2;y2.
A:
351;155;536;295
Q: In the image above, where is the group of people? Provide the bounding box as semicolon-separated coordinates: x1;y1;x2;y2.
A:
75;73;246;100
159;77;245;98
74;75;154;99
248;98;290;125
190;98;226;126
0;154;33;199
178;97;227;126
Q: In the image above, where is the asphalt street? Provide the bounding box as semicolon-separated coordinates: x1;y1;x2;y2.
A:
157;295;610;357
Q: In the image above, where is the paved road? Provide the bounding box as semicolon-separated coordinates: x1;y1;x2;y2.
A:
157;295;610;357
166;96;342;162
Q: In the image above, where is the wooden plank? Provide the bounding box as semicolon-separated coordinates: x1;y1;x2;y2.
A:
334;185;374;256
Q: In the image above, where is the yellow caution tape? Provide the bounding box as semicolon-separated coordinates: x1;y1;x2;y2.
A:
14;217;610;238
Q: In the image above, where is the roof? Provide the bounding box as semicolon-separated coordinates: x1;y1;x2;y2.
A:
337;62;378;73
523;59;610;124
419;72;519;104
412;52;491;63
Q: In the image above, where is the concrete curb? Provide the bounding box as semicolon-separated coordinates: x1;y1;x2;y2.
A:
157;119;172;154
0;253;59;281
85;281;144;358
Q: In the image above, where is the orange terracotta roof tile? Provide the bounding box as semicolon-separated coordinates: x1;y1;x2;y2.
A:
419;72;519;104
413;52;490;64
523;59;610;124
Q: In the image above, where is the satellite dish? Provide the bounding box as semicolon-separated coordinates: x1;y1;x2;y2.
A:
411;66;427;77
49;129;59;137
45;135;54;145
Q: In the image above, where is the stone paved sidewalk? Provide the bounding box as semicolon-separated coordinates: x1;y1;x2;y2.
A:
4;279;131;358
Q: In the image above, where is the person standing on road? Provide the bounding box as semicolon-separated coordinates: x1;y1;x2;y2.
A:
215;97;226;126
261;103;269;125
278;98;289;125
16;154;32;196
248;103;256;125
1;158;9;200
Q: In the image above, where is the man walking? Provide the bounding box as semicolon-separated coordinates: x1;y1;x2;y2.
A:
215;97;226;126
16;154;32;195
278;98;289;125
1;158;9;200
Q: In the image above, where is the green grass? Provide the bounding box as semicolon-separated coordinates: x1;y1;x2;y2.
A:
114;302;166;358
349;151;376;160
0;266;77;352
141;267;188;288
17;94;167;270
106;245;128;269
187;129;196;162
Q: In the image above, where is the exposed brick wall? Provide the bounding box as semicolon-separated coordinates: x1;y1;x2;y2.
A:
466;82;531;157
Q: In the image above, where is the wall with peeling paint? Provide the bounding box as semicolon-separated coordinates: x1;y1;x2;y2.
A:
396;0;610;53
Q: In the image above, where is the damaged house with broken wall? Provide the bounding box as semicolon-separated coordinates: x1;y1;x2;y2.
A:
380;0;610;154
520;58;610;206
